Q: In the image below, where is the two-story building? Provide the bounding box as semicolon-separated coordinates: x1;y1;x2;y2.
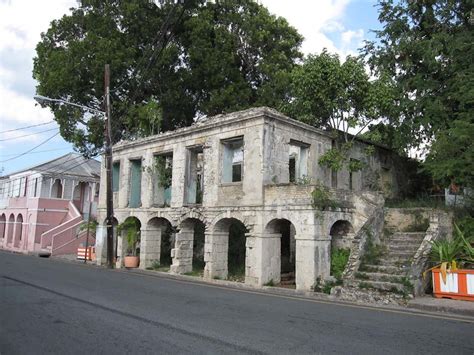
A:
0;153;100;256
95;107;407;290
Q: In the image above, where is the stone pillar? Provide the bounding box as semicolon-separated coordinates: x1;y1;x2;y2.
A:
295;235;331;291
170;229;193;274
203;231;228;279
245;233;281;286
94;224;106;265
140;227;161;270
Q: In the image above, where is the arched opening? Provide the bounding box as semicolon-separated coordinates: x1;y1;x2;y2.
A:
145;217;174;270
329;220;354;280
329;220;354;250
14;214;23;247
0;214;6;239
265;218;297;287
7;214;15;244
175;218;206;275
51;179;63;198
118;216;141;262
213;218;248;282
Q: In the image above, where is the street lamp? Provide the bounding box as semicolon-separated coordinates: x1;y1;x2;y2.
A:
34;89;115;269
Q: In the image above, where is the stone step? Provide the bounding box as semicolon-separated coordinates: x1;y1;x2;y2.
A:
346;279;407;293
359;264;409;274
355;271;407;284
378;258;412;268
389;232;425;240
386;245;420;254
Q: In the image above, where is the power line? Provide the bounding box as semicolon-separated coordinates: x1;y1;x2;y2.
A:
0;132;60;163
0;121;54;134
0;128;58;142
0;147;71;157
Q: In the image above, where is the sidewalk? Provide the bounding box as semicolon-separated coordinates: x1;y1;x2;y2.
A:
408;296;474;317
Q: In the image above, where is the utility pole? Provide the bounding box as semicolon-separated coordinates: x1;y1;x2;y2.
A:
104;64;114;268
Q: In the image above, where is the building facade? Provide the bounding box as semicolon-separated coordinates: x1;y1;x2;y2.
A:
95;107;405;290
0;153;100;255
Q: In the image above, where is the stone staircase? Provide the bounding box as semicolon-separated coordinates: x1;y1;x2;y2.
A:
339;208;430;302
351;231;425;295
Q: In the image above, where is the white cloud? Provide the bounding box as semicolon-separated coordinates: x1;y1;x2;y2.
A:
260;0;351;55
341;29;364;46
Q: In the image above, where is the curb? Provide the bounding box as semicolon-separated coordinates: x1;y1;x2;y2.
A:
407;301;474;318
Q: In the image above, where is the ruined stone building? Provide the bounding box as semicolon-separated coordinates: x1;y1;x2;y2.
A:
95;107;408;291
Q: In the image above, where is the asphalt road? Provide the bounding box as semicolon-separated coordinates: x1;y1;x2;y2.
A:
1;252;473;354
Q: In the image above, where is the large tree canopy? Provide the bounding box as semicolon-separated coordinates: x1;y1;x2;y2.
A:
363;0;473;149
33;0;302;156
363;0;473;187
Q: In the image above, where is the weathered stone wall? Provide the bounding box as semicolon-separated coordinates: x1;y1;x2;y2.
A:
96;107;407;291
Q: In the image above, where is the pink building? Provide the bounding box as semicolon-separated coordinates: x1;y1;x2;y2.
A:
0;153;100;256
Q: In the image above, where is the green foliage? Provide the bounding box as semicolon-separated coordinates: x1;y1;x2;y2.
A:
264;279;275;287
318;147;346;172
117;218;140;256
311;183;339;210
282;51;394;144
147;155;172;189
364;1;473;154
33;0;302;155
424;120;474;189
79;218;98;232
361;231;385;266
331;248;350;280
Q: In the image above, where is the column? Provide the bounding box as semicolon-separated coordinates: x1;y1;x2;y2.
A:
139;227;161;269
295;234;331;291
170;229;193;274
203;231;228;279
245;233;281;286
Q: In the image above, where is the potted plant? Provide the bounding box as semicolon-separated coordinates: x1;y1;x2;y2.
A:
425;224;474;301
118;219;140;268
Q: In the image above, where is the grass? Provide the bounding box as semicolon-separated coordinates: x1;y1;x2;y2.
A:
385;196;446;209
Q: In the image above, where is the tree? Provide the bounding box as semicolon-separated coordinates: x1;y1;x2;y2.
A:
424;119;474;189
33;0;302;156
363;0;474;150
282;51;394;171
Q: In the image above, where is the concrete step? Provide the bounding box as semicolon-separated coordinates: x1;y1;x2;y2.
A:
378;258;412;268
359;264;409;274
389;232;425;241
355;271;407;284
346;279;406;293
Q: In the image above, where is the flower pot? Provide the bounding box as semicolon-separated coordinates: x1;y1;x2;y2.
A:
124;256;140;268
432;269;474;301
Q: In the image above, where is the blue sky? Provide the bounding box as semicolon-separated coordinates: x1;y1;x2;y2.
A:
0;0;382;175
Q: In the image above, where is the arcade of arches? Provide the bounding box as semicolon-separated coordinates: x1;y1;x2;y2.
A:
100;210;358;291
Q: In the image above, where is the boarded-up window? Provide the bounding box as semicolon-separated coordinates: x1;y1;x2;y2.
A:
129;159;142;208
112;161;120;192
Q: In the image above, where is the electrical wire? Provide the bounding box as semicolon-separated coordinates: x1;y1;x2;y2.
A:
0;147;71;157
0;128;58;142
0;132;60;163
0;121;55;134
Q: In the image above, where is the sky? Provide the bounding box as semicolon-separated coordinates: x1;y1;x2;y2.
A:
0;0;380;176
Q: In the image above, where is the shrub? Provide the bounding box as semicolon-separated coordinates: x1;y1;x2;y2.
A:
331;248;350;280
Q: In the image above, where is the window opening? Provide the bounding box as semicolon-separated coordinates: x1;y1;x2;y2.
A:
288;140;309;183
129;159;142;208
185;147;204;204
222;137;244;183
112;161;120;192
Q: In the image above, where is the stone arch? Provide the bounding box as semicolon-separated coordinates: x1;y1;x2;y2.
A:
141;217;174;270
51;179;63;198
170;217;206;275
329;220;354;250
0;213;5;239
7;214;15;244
14;214;23;247
264;218;297;286
210;217;249;281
